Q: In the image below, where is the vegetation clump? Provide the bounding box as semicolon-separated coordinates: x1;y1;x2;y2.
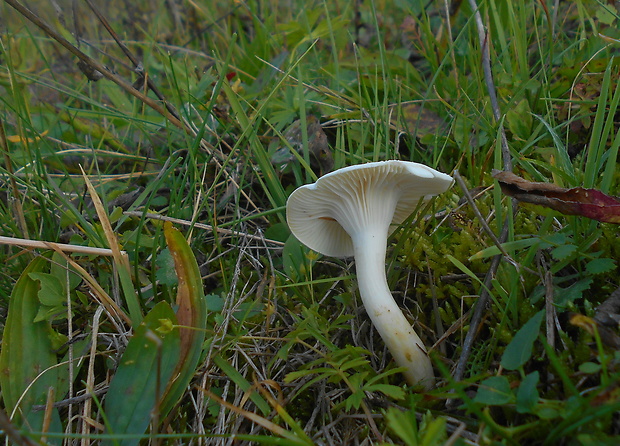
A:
0;0;619;444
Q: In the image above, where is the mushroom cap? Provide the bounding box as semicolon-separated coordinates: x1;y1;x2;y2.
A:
286;160;453;257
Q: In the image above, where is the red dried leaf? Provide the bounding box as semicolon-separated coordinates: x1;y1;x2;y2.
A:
493;170;620;224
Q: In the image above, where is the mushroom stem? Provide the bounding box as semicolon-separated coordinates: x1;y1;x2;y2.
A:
352;227;435;389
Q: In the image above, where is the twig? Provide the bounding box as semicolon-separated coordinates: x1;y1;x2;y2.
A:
450;0;517;389
32;387;108;411
453;171;513;262
0;235;123;256
467;0;512;172
82;0;181;121
0;407;39;446
450;224;508;385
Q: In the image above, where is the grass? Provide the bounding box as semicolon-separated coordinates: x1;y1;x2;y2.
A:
0;0;619;444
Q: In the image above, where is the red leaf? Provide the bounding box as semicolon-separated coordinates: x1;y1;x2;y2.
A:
493;170;620;224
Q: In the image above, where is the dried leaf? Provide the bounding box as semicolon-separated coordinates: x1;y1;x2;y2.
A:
569;313;620;350
493;170;620;223
81;168;142;325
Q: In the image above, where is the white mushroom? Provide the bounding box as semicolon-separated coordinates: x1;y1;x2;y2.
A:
286;160;453;389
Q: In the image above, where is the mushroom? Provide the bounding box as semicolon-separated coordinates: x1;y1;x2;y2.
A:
286;160;453;388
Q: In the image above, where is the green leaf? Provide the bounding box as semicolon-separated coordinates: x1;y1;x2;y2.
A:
364;383;406;400
155;247;178;287
104;301;181;446
501;310;544;370
469;238;540;261
29;272;65;307
384;406;420;445
550;244;577;261
205;293;225;312
50;251;82;290
579;362;602;374
556;278;593;308
474;376;514;405
516;371;540;414
585;258;616;275
0;257;60;429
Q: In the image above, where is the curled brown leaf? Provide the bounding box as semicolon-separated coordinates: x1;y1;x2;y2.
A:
493;170;620;224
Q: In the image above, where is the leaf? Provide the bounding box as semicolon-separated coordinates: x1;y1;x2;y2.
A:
384;406;420;445
474;376;514;405
0;257;60;428
501;311;544;370
586;258;616;275
81;169;142;325
556;278;593;308
493;170;620;223
29;272;65;307
104;301;181;446
550;244;578;261
158;222;208;416
516;371;540;414
470;238;540;260
155;247;178;287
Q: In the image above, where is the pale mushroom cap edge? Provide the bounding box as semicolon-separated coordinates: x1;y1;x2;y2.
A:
286;160;453;257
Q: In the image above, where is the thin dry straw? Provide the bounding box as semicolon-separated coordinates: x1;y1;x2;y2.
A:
0;235;121;256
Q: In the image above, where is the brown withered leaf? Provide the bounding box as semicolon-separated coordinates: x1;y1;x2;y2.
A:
569;313;620;350
493;170;620;224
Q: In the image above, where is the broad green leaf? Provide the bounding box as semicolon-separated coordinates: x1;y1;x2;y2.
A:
29;272;65;306
516;371;540;414
158;222;208;416
474;376;514;405
501;311;544;370
104;301;181;446
0;256;60;428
